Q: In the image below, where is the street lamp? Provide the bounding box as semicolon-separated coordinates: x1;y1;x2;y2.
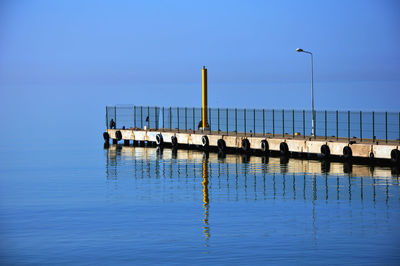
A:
296;48;315;136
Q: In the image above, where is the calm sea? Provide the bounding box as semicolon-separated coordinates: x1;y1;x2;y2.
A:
1;142;399;265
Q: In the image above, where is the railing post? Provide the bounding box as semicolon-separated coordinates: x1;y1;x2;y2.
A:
193;107;195;131
235;108;237;135
272;109;275;137
140;106;143;129
169;107;172;130
372;111;375;142
158;107;161;130
360;111;362;142
336;110;338;141
385;111;388;143
303;110;305;138
293;110;295;138
148;106;150;128
244;108;246;136
155;107;158;130
282;109;285;138
218;108;220;131
325;110;327;140
200;107;202;130
209;108;211;133
347;111;350;141
314;110;316;140
106;107;108;129
263;109;265;136
226;108;229;135
134;106;136;128
185;107;187;131
115;106;117;128
177;107;180;131
253;109;256;135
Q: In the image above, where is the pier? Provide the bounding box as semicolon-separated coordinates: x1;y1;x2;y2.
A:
103;67;400;165
103;104;400;165
104;126;399;165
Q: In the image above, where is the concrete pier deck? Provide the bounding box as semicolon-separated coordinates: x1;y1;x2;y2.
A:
105;128;400;165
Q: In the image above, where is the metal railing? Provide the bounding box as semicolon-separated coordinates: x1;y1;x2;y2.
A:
106;105;400;143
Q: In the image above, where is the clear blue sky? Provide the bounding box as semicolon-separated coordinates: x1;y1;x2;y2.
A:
0;0;399;143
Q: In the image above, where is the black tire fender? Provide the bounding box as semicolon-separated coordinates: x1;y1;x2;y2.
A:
217;139;226;152
391;149;400;165
241;138;250;153
343;146;352;160
156;134;163;146
115;130;122;141
103;132;110;142
261;140;269;154
321;144;330;158
202;136;209;148
280;142;289;156
171;136;178;147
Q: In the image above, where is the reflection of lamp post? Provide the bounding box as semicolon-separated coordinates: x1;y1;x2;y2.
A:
296;48;315;136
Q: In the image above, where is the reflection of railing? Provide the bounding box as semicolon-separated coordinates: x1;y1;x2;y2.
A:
106;105;400;143
105;146;400;204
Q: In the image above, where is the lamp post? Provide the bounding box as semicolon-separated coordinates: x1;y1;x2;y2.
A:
296;48;315;136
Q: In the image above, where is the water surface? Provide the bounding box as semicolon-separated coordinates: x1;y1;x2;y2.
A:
1;144;399;265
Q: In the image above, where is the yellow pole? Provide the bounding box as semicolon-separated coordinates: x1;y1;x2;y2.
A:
202;66;208;129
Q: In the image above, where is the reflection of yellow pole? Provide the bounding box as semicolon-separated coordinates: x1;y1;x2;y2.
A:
202;157;210;241
202;66;208;129
202;159;209;205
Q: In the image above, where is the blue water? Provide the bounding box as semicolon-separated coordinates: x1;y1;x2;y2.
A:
1;142;400;265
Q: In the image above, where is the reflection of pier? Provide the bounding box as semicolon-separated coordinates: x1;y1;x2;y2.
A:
106;145;398;178
105;145;399;204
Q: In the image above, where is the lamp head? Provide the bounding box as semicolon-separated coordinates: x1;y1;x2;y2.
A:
296;48;303;52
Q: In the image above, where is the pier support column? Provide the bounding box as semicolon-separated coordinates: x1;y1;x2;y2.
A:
112;139;118;144
124;140;130;146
